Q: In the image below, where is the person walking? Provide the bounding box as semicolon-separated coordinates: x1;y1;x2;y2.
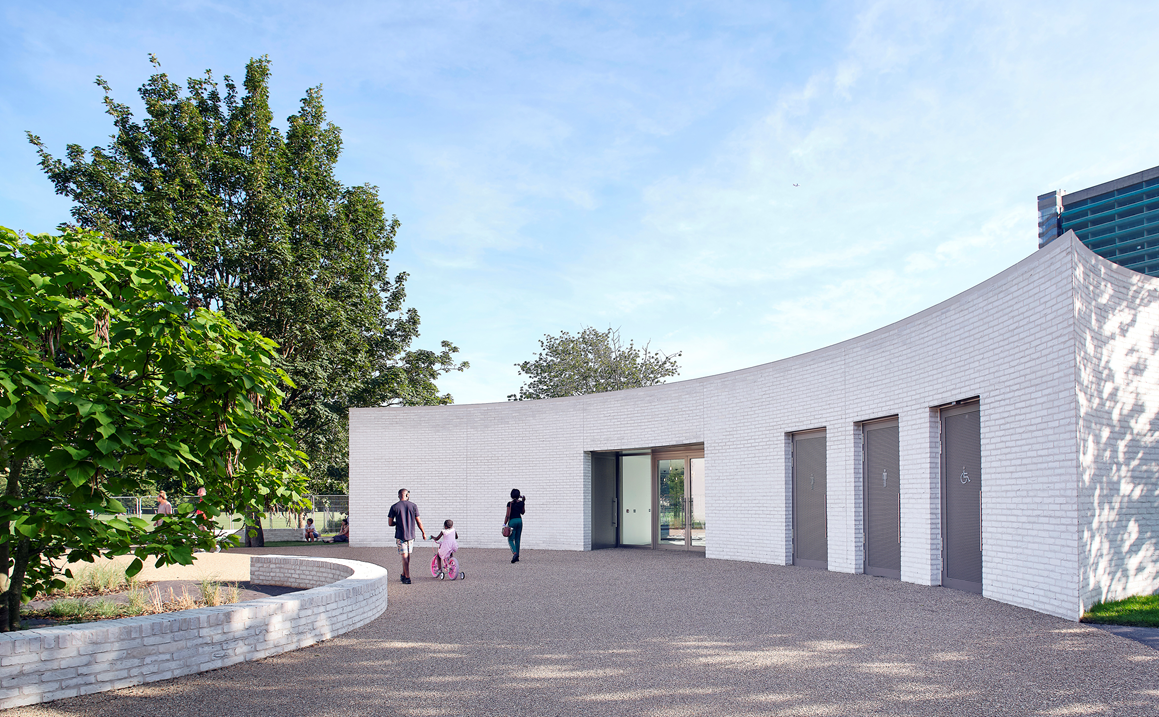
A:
154;491;173;527
388;488;426;584
504;489;526;563
194;486;207;525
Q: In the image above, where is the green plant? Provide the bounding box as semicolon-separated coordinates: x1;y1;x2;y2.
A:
1083;594;1159;628
35;561;126;599
0;226;308;631
47;598;87;619
509;327;681;401
126;586;149;616
198;578;222;607
61;562;128;596
169;586;199;611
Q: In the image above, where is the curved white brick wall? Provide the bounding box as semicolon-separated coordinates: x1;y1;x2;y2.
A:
351;232;1159;621
0;555;388;710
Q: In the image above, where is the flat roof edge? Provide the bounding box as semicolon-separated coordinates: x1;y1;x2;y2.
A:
1063;165;1159;205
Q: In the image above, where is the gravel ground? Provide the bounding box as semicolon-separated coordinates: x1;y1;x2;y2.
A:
11;546;1159;717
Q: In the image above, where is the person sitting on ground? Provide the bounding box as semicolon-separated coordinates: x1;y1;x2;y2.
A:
330;517;350;543
304;517;320;542
431;519;458;577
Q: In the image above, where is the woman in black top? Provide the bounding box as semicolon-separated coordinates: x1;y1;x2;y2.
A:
504;489;526;563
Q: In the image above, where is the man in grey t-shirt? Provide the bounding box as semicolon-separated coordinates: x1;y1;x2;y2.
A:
387;488;426;584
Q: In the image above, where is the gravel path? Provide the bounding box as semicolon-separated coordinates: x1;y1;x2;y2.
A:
12;546;1159;716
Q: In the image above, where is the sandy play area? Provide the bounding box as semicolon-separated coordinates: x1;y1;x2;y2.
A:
102;551;251;583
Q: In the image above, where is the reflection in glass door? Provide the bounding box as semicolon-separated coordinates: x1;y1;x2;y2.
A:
658;459;686;547
654;450;705;551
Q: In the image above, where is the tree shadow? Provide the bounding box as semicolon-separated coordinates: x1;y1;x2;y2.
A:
1075;250;1159;611
18;548;1159;716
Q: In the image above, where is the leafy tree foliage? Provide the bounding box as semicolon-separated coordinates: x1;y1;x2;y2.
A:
0;227;306;631
27;56;466;493
508;327;681;401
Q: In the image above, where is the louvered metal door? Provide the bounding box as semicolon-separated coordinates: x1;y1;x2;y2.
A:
941;402;982;593
792;431;827;569
864;420;900;579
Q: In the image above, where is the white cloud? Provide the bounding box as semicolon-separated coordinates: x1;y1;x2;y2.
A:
9;0;1159;405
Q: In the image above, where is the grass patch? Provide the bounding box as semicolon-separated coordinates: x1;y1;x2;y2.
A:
197;578;241;607
25;581;243;626
1082;594;1159;628
48;561;140;598
45;598;120;621
227;539;343;548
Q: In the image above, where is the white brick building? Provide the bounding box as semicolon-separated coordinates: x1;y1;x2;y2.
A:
350;232;1159;621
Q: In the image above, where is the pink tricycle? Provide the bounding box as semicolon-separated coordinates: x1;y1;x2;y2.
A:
429;538;464;580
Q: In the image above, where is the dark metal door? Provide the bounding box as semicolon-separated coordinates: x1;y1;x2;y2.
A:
941;402;982;593
590;453;617;549
864;420;900;579
792;431;827;569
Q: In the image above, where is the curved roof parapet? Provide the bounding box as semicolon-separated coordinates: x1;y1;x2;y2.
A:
441;230;1143;407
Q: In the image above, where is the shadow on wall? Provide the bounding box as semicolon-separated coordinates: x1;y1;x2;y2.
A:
1078;256;1159;609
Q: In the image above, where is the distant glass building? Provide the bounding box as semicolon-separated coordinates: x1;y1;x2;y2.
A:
1038;165;1159;276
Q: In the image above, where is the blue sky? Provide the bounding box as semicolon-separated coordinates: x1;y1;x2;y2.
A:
4;1;1159;404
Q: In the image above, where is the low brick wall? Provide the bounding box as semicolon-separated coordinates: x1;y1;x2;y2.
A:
258;528;315;542
0;555;388;710
251;528;345;542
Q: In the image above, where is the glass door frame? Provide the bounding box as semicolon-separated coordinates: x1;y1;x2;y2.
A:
652;447;705;552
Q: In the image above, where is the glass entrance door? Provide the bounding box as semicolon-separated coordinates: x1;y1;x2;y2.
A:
654;450;705;551
658;459;686;547
690;457;705;547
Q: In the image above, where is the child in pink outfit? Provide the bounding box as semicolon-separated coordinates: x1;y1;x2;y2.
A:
432;519;458;577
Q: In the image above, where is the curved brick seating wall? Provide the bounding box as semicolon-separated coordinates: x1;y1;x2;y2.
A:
0;555;388;710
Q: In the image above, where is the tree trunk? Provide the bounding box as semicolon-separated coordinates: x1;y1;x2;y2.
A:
0;455;9;633
0;556;7;631
244;514;265;548
7;538;30;632
0;453;24;632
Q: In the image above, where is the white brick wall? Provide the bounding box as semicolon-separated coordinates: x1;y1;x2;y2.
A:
352;232;1159;622
0;556;388;710
1076;247;1159;612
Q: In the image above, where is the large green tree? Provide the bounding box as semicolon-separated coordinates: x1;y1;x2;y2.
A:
28;56;466;493
0;227;305;631
509;326;681;400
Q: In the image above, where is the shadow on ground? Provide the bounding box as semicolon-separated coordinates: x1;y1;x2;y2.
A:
13;547;1159;716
